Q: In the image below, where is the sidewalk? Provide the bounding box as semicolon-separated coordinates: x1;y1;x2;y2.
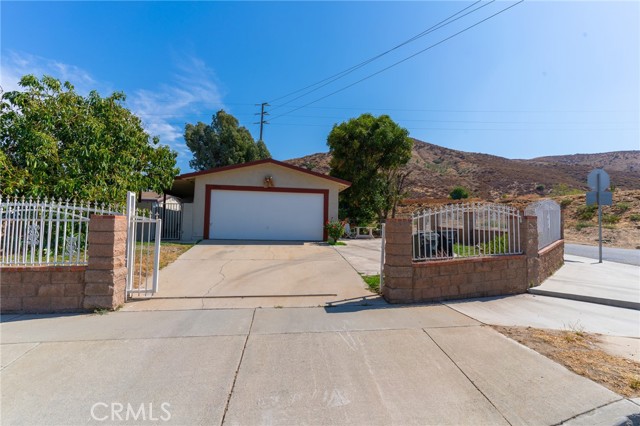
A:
2;305;639;425
529;254;640;310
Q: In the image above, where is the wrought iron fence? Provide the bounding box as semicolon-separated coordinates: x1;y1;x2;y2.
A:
0;196;123;266
151;198;182;240
412;202;522;261
524;199;561;250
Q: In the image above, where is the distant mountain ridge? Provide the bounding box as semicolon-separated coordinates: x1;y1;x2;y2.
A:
286;138;640;200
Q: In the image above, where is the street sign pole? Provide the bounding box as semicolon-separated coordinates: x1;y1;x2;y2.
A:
597;173;602;263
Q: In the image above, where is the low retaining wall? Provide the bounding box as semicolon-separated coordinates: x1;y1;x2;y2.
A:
0;215;127;313
383;215;563;304
0;266;87;312
536;239;564;285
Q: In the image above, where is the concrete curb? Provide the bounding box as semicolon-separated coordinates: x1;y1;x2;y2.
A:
528;288;640;311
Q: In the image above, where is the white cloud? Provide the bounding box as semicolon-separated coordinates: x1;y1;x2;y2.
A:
0;51;225;163
0;51;97;94
127;56;226;151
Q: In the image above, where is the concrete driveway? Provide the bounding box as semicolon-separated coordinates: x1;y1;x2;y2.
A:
123;241;381;310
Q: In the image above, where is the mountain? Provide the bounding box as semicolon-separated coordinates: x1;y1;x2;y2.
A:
286;138;640;200
528;151;640;173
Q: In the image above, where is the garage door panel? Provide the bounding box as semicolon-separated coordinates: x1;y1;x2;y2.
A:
210;190;324;241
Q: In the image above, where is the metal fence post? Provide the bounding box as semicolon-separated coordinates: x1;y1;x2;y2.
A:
153;217;162;293
380;223;385;291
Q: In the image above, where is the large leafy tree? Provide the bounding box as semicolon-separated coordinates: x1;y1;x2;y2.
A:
327;113;413;224
184;110;270;170
0;75;179;204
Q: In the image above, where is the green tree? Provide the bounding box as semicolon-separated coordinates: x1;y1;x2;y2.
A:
449;186;470;200
184;110;270;170
0;75;178;204
327;113;412;224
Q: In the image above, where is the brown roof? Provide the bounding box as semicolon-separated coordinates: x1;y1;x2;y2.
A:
176;158;351;187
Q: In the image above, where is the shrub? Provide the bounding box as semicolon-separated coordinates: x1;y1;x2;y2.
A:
449;186;470;200
535;184;545;192
552;183;582;196
560;198;573;209
576;205;597;221
575;222;594;231
325;220;345;243
615;202;631;213
630;214;640;222
602;214;620;224
482;235;509;255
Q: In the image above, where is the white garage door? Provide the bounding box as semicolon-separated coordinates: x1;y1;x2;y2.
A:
209;190;324;240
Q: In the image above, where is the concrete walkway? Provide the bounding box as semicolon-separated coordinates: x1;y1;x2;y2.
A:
123;241;381;310
2;305;639;425
529;254;640;310
332;238;383;276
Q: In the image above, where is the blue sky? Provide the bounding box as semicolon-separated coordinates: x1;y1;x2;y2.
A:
2;1;638;173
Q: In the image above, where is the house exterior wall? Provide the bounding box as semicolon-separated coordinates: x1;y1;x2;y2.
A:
183;163;343;241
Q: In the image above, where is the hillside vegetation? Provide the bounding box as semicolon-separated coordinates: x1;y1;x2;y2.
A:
287;138;640;200
287;138;640;249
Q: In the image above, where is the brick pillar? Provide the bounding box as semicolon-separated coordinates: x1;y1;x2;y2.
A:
521;215;539;287
382;218;414;303
83;215;127;310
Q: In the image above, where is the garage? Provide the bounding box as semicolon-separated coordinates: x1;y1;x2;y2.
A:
168;159;351;242
207;188;326;240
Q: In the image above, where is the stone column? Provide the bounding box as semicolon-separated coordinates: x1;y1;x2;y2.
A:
83;215;127;310
382;218;414;303
520;214;539;287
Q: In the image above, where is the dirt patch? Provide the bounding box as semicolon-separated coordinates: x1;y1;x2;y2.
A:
494;326;640;397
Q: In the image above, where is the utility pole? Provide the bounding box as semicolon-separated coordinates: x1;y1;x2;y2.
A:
254;102;269;141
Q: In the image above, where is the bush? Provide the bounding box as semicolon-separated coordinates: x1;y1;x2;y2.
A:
576;205;597;221
325;220;345;243
560;198;573;209
615;202;631;213
535;184;545;192
481;235;509;255
575;222;594;231
630;214;640;222
449;186;470;200
602;214;620;224
552;184;582;196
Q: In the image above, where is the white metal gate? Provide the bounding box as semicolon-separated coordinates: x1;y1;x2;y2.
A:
126;192;161;297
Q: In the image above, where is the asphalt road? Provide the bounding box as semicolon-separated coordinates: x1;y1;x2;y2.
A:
565;243;640;266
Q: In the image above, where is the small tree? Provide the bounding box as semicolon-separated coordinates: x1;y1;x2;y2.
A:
327;113;412;224
184;110;270;170
450;186;470;200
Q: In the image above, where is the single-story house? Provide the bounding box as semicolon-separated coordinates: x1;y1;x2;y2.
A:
167;159;351;241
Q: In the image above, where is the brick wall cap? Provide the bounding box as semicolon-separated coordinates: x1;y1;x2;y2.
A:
413;254;525;267
89;214;126;220
538;239;564;256
1;265;87;272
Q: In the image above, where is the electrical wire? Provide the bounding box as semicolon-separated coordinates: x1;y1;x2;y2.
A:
267;0;492;111
269;0;525;122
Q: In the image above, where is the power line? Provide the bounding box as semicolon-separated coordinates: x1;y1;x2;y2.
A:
269;0;525;122
268;122;637;131
267;0;492;111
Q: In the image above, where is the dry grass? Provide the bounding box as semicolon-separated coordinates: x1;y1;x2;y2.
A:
131;242;194;288
494;326;640;397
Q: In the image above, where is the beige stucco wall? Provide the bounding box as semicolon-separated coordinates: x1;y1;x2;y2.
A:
181;163;345;240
